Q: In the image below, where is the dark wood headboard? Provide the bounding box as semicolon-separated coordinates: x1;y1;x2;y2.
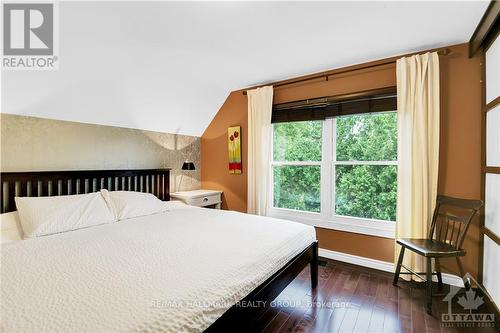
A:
0;169;170;213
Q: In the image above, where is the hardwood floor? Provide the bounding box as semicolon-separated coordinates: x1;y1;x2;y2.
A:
255;258;498;333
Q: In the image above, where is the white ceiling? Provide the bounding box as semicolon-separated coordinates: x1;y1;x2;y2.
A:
1;1;489;137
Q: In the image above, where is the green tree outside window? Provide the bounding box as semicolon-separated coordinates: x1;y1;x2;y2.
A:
272;112;397;221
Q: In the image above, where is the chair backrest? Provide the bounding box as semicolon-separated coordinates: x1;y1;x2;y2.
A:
429;195;483;249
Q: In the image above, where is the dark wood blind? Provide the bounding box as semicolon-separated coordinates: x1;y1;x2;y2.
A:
272;89;397;123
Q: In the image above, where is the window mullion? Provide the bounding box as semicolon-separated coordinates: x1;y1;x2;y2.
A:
334;160;398;166
271;161;321;166
320;118;333;219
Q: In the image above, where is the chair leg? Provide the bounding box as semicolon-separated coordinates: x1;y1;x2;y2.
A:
456;257;470;290
393;246;405;286
426;257;433;315
435;258;443;291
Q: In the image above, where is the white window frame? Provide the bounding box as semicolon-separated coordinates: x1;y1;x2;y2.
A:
268;115;397;239
269;122;323;215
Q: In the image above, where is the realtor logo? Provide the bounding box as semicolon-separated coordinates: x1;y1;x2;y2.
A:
441;274;495;329
3;3;53;55
2;2;58;69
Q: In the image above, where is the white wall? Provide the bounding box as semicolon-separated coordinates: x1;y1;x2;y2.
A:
1;2;489;137
1;2;232;137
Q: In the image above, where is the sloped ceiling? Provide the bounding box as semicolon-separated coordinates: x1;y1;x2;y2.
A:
1;1;489;137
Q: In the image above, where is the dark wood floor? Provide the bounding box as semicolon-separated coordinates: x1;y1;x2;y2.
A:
255;259;498;333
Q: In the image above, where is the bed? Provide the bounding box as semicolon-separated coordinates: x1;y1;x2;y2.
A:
0;169;318;332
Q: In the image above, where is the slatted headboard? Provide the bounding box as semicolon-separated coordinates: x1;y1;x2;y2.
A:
0;169;170;213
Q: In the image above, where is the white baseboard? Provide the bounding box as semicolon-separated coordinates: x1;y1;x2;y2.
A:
319;248;464;287
319;248;394;273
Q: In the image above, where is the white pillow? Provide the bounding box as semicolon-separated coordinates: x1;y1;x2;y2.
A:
1;211;23;243
15;192;116;238
101;190;168;220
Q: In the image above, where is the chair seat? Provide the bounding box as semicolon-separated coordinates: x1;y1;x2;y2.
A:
397;238;466;257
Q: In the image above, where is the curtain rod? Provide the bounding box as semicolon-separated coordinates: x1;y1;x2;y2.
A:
242;47;451;95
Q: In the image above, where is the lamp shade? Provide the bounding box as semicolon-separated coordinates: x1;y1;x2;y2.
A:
182;162;195;170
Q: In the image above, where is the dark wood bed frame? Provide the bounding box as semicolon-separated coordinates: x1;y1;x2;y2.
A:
0;168;318;332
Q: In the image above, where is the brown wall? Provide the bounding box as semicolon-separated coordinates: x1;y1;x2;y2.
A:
201;91;248;212
437;43;483;278
201;43;483;278
316;228;395;262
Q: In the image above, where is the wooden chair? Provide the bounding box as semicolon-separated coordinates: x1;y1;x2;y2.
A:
393;195;483;314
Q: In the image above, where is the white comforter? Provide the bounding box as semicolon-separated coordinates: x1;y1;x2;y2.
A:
1;206;316;332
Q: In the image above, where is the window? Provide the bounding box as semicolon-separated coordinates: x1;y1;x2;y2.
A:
334;112;397;221
270;109;398;238
272;121;322;212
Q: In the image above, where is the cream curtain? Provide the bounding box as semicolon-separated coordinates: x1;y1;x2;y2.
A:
247;86;274;215
396;52;440;276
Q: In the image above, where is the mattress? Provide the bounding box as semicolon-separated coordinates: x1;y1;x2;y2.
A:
1;206;316;332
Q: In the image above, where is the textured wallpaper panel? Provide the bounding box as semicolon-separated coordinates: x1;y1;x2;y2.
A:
0;114;200;192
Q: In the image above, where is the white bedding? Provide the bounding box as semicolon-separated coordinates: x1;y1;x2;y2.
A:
1;206;316;332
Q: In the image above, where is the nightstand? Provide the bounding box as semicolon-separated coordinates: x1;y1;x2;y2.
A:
170;190;223;209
